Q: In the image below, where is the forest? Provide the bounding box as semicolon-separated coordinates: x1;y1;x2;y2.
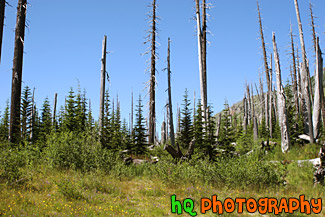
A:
0;0;324;216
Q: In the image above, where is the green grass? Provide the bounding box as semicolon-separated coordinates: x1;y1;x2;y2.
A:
0;140;324;216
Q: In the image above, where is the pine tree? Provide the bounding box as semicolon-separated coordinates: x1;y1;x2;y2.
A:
179;89;193;149
102;90;111;148
64;88;76;132
194;100;204;149
203;106;217;158
0;100;10;141
218;100;235;155
133;95;148;155
75;87;87;132
40;97;52;139
20;85;32;141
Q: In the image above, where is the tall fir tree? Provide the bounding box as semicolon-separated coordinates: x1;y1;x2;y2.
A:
20;86;32;141
218;100;235;155
40;97;52;139
64;88;76;132
0;100;10;141
133;95;148;155
179;89;193;149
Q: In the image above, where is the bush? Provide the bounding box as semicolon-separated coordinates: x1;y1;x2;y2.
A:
44;131;116;172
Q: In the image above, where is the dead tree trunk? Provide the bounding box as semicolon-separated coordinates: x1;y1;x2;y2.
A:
251;84;258;140
161;121;166;144
269;54;273;138
0;0;5;62
246;84;252;125
9;0;27;144
29;87;35;141
148;0;157;145
131;91;134;133
257;0;271;135
53;93;57;126
294;0;314;143
99;35;107;138
313;37;323;139
273;33;290;153
290;25;299;116
243;95;248;132
166;38;176;149
195;0;207;122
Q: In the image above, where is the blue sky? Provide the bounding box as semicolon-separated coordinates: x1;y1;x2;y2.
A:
0;0;324;131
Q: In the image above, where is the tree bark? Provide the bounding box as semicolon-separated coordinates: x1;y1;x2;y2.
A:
246;84;252;125
53;93;57;126
166;38;177;150
257;0;271;135
99;35;107;138
195;0;207;123
312;37;323;139
148;0;157;145
273;33;290;153
29;87;35;141
9;0;27;144
290;25;299;116
251;84;258;140
294;0;314;143
0;0;5;62
243;95;248;132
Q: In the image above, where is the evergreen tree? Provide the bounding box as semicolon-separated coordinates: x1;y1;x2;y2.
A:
0;100;10;141
133;95;147;155
40;97;52;138
75;87;87;132
179;89;193;149
102;90;112;148
20;86;32;140
64;88;76;132
194;100;204;148
203;105;217;158
218;100;235;155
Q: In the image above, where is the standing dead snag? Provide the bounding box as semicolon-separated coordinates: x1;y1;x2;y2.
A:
273;33;290;153
290;25;299;117
294;0;314;143
257;0;271;137
9;0;27;144
195;0;208;122
147;0;157;145
166;38;176;150
313;37;323;139
99;35;107;138
251;84;258;140
53;93;57;127
0;0;5;62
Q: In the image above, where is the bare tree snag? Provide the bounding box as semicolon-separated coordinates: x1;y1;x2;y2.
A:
29;87;35;141
99;35;107;138
257;0;271;134
148;0;157;145
0;0;5;62
243;95;248;132
216;113;221;138
9;0;27;144
313;37;323;139
161;120;166;144
195;0;207;122
309;3;316;52
269;54;273;138
166;38;177;150
273;33;290;153
251;84;258;140
131;91;134;133
294;0;314;143
53;93;57;126
290;25;299;116
246;84;252;125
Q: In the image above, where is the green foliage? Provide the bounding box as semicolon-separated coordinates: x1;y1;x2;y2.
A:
178;89;193;149
218;100;235;155
0;100;10;141
56;178;85;200
44;131;106;172
132;95;147;155
21;86;32;141
40;97;52;141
